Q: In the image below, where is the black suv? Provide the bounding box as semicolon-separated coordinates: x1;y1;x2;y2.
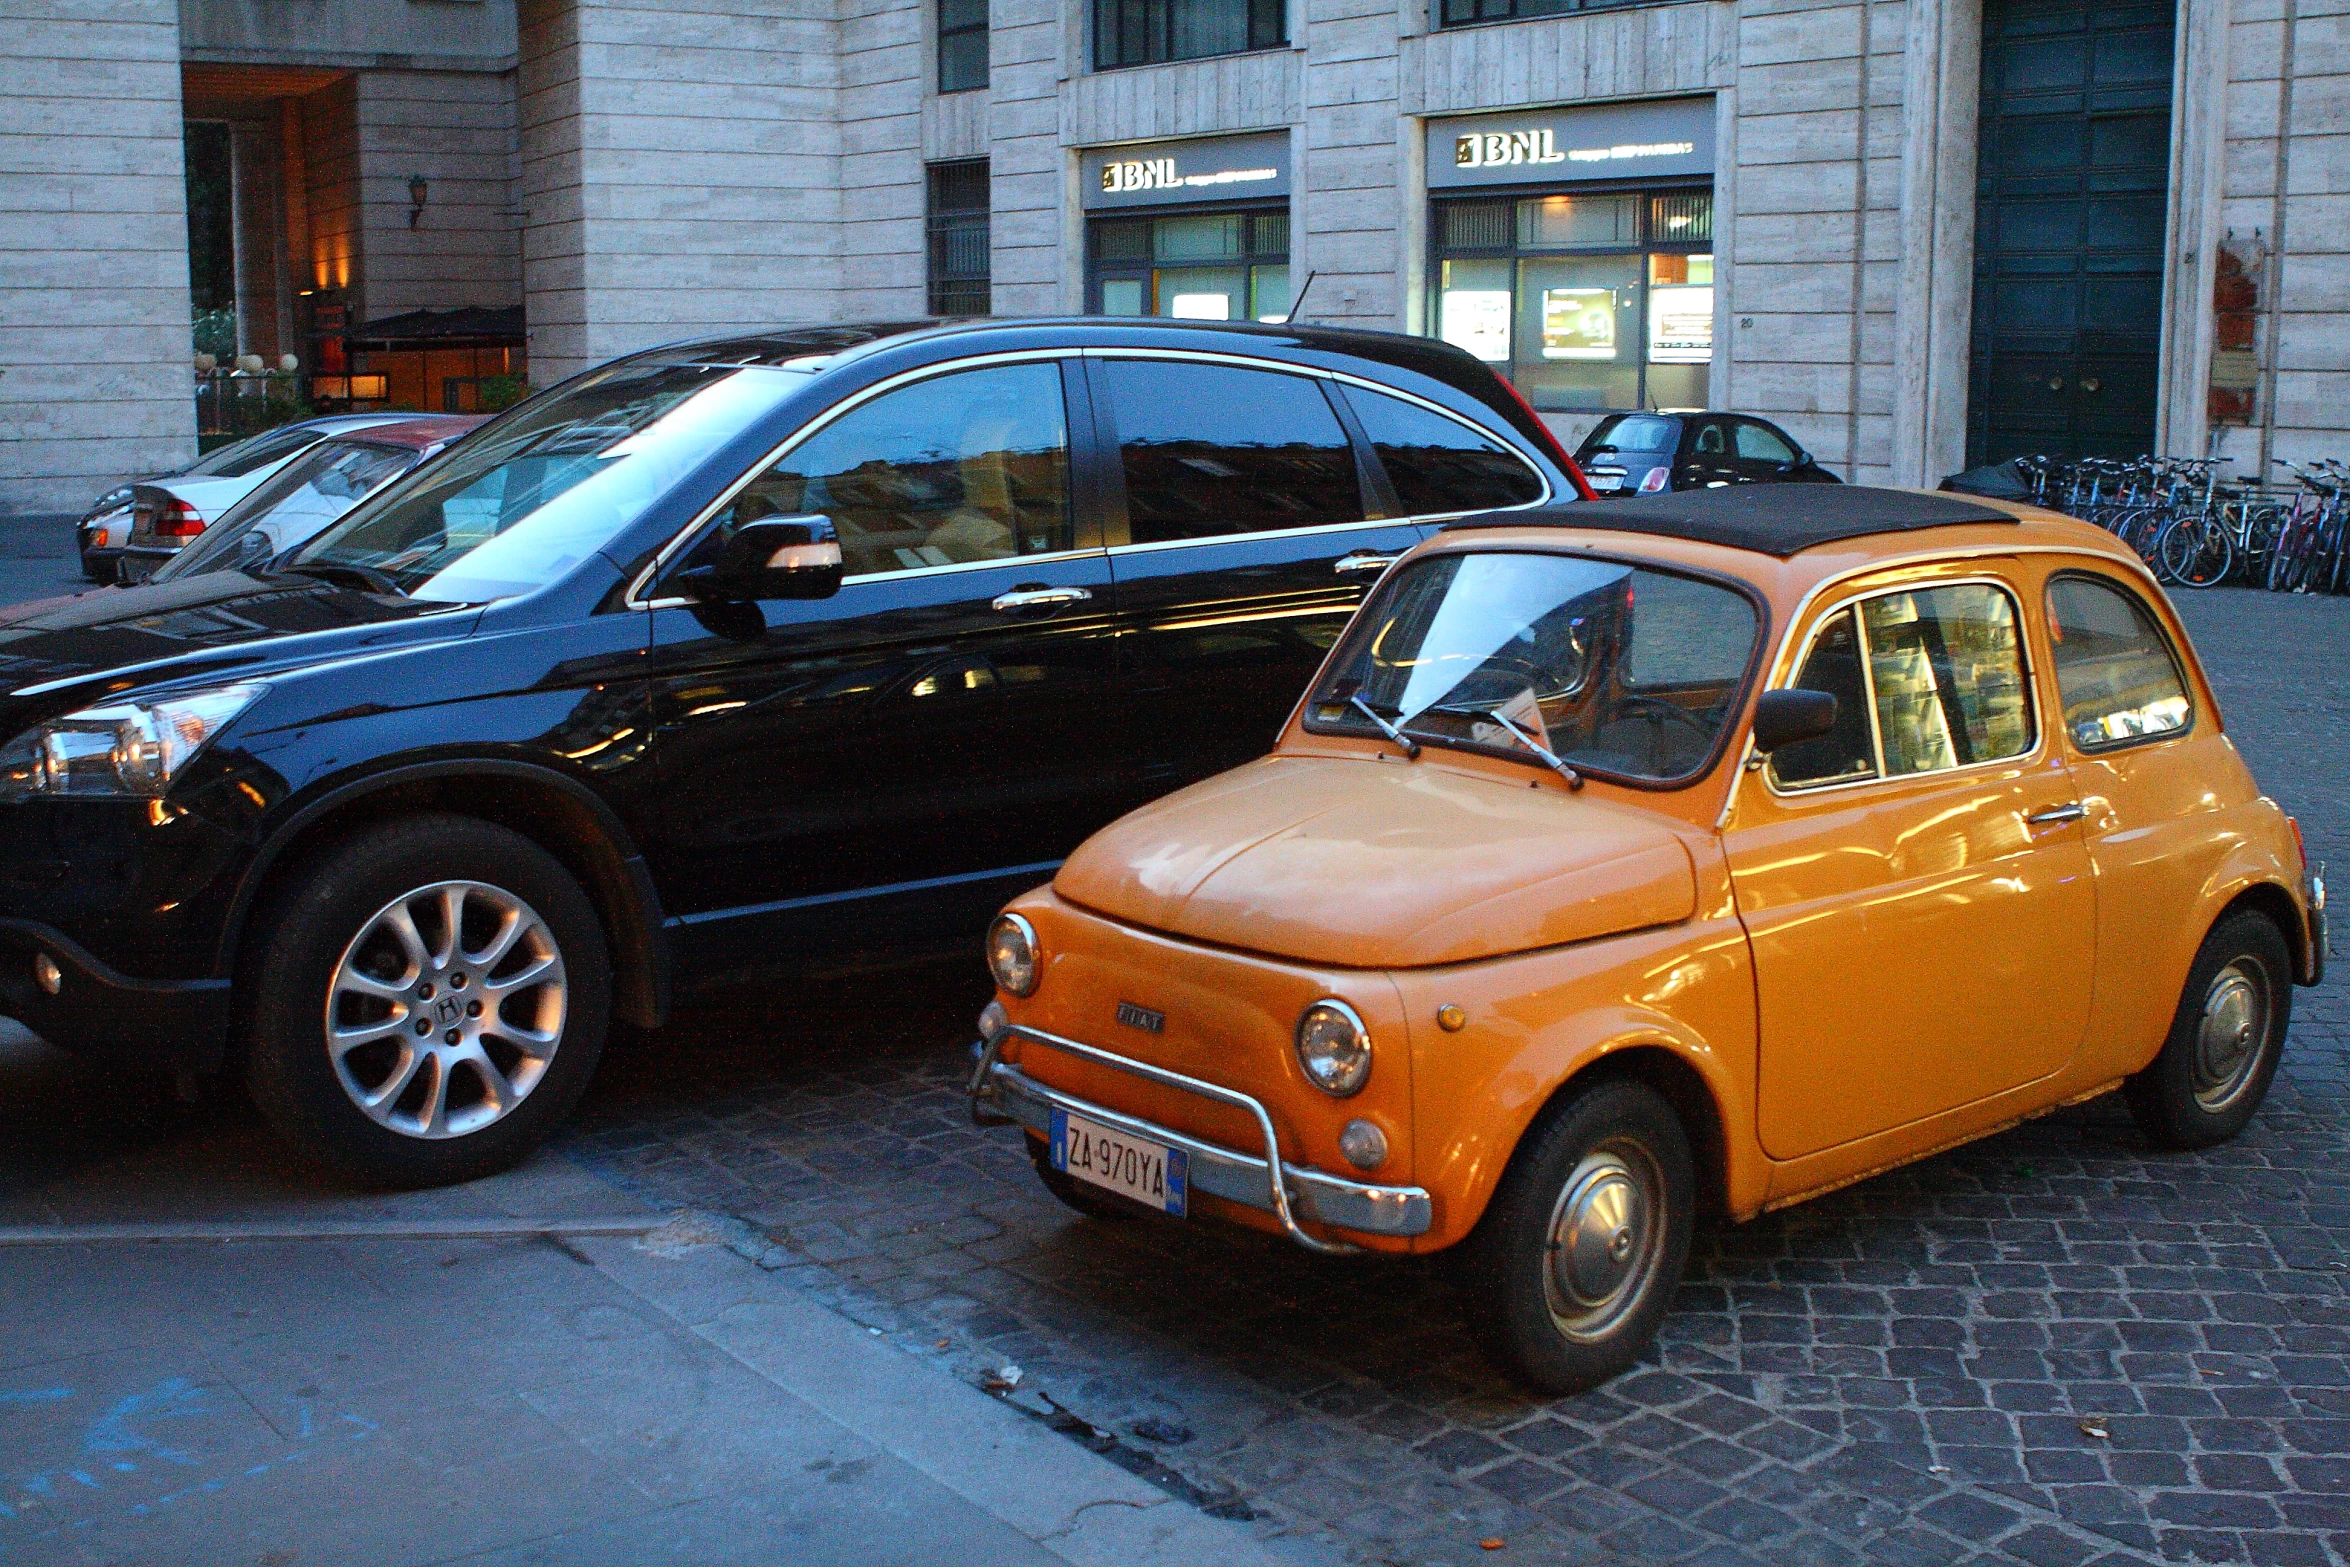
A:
0;318;1579;1185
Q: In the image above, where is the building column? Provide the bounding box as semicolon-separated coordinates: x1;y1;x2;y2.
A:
516;0;843;386
229;119;287;363
1888;0;1979;488
2153;0;2229;458
0;0;195;513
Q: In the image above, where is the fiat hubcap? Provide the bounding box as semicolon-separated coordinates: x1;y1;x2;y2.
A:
1543;1142;1665;1342
325;880;567;1140
2191;959;2270;1114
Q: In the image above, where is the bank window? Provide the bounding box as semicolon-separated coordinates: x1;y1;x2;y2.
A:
939;0;988;91
1441;0;1657;21
1095;0;1285;68
2045;576;2192;750
1090;209;1289;322
1433;189;1713;420
1100;359;1362;542
926;161;990;317
707;363;1071;579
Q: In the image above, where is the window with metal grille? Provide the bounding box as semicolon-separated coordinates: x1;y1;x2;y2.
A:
1438;0;1661;24
926;161;990;317
939;0;988;92
1094;0;1286;70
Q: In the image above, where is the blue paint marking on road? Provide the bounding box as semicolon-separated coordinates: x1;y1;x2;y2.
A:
84;1378;207;1467
0;1389;70;1406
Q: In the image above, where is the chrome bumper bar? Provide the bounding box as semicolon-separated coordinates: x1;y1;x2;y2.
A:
967;1021;1431;1255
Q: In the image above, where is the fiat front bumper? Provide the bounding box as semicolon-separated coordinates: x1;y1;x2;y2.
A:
968;1020;1432;1253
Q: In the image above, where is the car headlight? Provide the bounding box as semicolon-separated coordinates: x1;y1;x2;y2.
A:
1295;1000;1372;1096
0;684;266;801
987;913;1040;996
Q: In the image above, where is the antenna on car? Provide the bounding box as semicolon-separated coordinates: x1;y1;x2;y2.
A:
1279;270;1321;325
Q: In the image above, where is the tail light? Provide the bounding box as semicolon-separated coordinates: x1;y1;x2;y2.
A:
1638;466;1672;494
152;498;206;538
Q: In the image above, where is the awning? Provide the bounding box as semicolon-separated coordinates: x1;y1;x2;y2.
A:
345;306;526;352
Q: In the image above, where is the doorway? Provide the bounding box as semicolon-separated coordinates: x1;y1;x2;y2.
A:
1967;0;2177;465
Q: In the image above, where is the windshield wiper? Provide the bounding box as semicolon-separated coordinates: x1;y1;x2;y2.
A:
275;560;407;596
1430;703;1584;790
1348;695;1420;759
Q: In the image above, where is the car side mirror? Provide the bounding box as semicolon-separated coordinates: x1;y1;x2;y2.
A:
677;515;842;602
1751;688;1839;753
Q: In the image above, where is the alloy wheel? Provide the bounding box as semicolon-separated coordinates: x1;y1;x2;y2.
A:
324;879;568;1139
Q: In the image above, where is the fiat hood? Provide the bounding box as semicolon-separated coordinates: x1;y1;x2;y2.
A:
1054;754;1698;968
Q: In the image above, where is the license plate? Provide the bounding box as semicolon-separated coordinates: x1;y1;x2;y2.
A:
1050;1108;1187;1217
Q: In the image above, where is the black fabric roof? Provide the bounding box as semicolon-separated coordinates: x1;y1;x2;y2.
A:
1448;483;2017;558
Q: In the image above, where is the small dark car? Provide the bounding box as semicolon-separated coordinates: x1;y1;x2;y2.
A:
1573;411;1840;496
0;318;1582;1186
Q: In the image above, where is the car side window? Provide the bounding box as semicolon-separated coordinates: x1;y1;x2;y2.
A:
2044;575;2193;750
1100;359;1364;543
690;361;1073;580
1770;608;1878;788
1860;584;2034;775
1733;421;1798;463
1341;387;1545;515
1691;420;1729;456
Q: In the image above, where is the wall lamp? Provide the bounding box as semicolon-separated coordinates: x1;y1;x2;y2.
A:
408;174;429;229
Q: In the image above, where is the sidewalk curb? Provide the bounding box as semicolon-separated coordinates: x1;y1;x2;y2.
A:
575;1225;1338;1567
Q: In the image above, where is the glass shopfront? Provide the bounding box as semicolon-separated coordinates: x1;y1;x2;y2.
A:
1080;133;1292;323
1426;99;1716;422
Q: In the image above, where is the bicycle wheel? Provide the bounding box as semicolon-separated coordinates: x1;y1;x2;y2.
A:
2157;517;2234;588
2265;521;2304;591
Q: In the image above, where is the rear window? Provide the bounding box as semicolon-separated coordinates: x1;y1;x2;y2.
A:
1578;415;1679;458
183;424;321;479
1343;387;1544;516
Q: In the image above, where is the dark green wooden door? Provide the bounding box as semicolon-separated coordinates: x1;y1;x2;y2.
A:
1968;0;2176;465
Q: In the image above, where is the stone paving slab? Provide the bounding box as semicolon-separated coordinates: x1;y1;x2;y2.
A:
559;587;2350;1567
0;1221;1330;1566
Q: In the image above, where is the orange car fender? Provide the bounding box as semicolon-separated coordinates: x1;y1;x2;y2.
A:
1390;918;1764;1250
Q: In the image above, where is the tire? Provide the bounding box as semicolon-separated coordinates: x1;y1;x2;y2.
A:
1454;1078;1694;1394
1026;1133;1137;1221
242;813;612;1187
2123;909;2292;1150
2155;518;2233;589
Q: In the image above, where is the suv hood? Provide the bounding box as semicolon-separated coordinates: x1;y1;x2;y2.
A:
0;574;475;724
1053;754;1697;968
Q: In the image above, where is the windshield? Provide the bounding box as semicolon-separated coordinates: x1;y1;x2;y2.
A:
1578;414;1679;458
155;439;418;581
285;362;803;602
181;423;325;480
1308;551;1759;784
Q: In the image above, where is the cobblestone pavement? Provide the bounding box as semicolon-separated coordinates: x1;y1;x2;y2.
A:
560;586;2350;1567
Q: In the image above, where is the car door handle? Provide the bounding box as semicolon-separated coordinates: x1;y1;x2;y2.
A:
2026;802;2088;826
991;586;1091;612
1334;551;1400;575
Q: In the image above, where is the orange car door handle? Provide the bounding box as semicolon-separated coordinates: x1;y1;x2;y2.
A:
2026;802;2088;826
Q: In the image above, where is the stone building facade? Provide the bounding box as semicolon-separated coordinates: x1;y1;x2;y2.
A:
0;0;2341;513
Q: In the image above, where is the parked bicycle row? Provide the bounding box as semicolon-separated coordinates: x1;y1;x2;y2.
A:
2008;453;2350;593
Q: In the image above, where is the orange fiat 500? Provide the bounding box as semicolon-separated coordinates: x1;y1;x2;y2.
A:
966;486;2326;1392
